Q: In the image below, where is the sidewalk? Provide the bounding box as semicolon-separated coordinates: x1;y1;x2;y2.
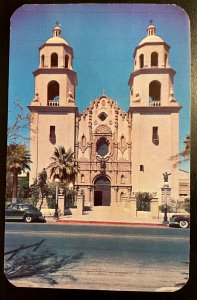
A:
44;206;168;227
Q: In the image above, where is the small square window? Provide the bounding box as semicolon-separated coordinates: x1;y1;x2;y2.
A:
140;165;144;172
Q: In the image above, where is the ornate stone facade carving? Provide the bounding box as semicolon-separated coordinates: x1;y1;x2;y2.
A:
95;124;112;135
77;95;132;206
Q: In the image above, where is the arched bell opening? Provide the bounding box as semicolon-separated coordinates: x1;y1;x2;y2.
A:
47;80;60;106
149;80;161;102
139;54;144;68
41;54;45;67
51;53;58;67
151;52;158;67
65;54;69;68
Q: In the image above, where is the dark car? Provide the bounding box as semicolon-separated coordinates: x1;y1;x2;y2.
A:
169;214;190;228
5;203;46;223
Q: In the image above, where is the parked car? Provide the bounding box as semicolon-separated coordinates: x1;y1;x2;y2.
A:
5;203;46;223
169;214;190;228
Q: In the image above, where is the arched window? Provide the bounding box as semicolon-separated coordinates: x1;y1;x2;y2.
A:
41;54;45;67
121;135;125;147
151;52;158;67
121;175;125;184
139;54;144;68
82;135;86;147
149;80;161;101
65;54;69;68
96;137;109;157
48;81;59;105
51;53;58;67
120;192;124;202
81;174;85;183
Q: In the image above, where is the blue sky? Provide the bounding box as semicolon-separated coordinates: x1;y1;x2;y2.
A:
8;3;190;170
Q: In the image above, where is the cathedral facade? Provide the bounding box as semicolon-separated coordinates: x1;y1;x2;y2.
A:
28;23;183;208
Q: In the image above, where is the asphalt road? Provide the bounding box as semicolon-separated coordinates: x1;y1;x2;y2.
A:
4;222;190;291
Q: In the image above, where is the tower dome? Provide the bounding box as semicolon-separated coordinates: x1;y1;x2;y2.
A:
138;22;164;46
45;23;69;45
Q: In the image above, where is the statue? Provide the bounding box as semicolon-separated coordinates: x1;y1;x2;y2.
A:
41;168;47;182
96;154;110;172
163;172;171;183
100;157;106;169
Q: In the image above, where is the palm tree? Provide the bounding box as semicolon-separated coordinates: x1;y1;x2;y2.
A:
7;144;31;202
47;146;79;183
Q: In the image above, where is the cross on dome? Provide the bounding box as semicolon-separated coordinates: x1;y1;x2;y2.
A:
147;20;156;36
99;89;108;99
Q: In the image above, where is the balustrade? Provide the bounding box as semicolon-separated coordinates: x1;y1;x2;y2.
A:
149;100;161;107
48;100;59;107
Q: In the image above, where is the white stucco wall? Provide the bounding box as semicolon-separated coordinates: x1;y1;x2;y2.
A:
29;111;76;184
131;111;180;202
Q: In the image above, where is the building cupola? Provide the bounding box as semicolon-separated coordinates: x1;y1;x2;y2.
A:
53;22;62;37
30;24;78;107
128;22;181;108
147;20;156;36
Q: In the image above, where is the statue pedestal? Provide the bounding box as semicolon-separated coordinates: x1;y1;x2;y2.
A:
161;184;172;223
161;185;172;204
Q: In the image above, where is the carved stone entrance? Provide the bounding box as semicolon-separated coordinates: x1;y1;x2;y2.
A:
94;176;111;206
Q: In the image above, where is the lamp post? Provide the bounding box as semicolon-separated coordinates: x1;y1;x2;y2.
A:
54;177;60;219
162;172;171;224
163;188;168;223
68;182;74;206
68;182;73;191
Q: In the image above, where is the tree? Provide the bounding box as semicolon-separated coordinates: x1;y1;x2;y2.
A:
180;134;190;162
7;144;31;202
172;134;190;166
37;169;48;210
8;99;31;145
136;192;152;211
47;146;79;183
6;99;36;203
17;172;31;201
29;169;49;209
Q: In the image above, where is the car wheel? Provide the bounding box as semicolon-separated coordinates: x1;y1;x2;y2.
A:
179;220;188;228
24;215;33;223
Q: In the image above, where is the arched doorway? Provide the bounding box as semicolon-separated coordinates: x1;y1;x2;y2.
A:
94;176;111;206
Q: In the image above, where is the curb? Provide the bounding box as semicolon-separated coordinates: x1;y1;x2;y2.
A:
54;219;168;227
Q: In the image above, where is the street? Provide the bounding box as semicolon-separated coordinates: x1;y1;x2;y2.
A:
4;222;190;291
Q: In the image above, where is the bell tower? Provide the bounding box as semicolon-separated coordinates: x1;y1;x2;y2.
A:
128;22;182;203
28;24;78;184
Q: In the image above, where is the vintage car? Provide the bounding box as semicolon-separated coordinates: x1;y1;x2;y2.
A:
5;203;46;223
168;214;190;228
